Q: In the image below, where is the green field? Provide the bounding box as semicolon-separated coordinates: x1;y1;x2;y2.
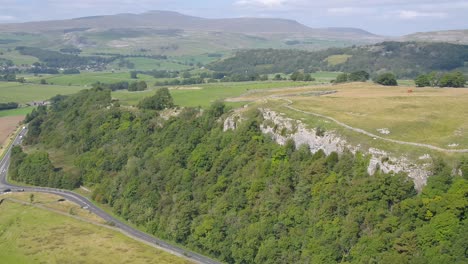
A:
0;107;33;117
0;82;83;104
0;50;39;65
325;54;352;66
0;198;190;264
113;81;314;107
23;72;161;86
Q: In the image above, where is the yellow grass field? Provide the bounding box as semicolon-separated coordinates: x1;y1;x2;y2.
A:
0;116;23;156
0;192;192;264
234;82;468;159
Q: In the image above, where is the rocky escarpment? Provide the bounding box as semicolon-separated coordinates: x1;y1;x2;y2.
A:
224;108;432;191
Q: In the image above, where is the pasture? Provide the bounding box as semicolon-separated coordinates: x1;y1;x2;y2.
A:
113;81;315;107
0;193;191;264
22;72;160;86
234;82;468;157
0;82;83;104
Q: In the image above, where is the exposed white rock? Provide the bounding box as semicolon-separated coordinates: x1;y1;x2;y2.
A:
377;128;391;135
419;154;431;160
257;108;432;191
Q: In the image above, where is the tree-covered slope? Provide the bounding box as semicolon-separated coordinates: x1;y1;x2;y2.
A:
11;88;468;263
208;41;468;78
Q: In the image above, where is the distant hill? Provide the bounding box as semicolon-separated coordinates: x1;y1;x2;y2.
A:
0;10;380;41
403;29;468;45
208;41;468;78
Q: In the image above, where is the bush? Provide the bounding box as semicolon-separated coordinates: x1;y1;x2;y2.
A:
415;74;431;87
138;88;174;110
335;73;348;83
374;73;398;86
439;71;466;87
348;70;370;82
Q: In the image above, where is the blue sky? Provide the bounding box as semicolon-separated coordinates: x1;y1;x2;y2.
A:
0;0;467;35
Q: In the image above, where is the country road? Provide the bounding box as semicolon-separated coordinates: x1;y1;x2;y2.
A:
0;127;221;264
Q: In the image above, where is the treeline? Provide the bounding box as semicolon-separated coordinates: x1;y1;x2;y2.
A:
208;41;468;78
415;71;466;88
16;46;115;68
9;146;81;189
15;87;468;263
91;81;147;91
93;52;168;60
0;73;22;82
0;102;19;110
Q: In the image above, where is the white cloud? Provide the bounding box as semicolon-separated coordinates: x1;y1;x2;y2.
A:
327;7;373;15
0;15;15;21
398;10;448;19
234;0;288;8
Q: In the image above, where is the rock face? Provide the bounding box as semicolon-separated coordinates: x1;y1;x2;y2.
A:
226;108;432;191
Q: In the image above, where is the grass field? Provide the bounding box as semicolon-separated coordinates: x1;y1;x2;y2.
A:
0;193;191;264
23;72;161;86
0;107;33;117
325;54;352;66
0;50;39;65
233;82;468;158
0;82;83;104
113;81;315;107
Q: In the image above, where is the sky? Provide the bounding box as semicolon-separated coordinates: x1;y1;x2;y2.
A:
0;0;467;36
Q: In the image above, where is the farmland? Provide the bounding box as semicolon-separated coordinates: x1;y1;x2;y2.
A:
0;193;191;264
113;81;316;107
0;82;83;104
0;116;23;155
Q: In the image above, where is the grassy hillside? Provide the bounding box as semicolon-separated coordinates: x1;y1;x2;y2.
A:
11;88;468;263
0;11;380;61
230;82;468;160
403;29;468;45
209;42;468;78
0;193;191;264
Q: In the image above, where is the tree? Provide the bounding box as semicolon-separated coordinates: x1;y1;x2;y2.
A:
130;71;138;79
439;71;466;88
374;73;398;86
303;73;315;82
274;74;282;81
128;81;148;91
30;193;35;203
182;71;192;79
335;73;348;83
138;87;174;110
348;71;370;82
290;71;305;81
40;79;47;85
415;74;431;87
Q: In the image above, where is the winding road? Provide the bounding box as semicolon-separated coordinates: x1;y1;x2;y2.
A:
0;127;220;264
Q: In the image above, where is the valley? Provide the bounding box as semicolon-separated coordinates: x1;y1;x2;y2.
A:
0;7;467;264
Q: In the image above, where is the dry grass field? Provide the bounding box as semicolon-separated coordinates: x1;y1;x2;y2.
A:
234;82;468;158
0;192;192;264
0;116;23;155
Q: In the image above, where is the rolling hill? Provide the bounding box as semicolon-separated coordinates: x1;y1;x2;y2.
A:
208;41;468;78
0;10;379;40
0;11;385;56
403;29;468;45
